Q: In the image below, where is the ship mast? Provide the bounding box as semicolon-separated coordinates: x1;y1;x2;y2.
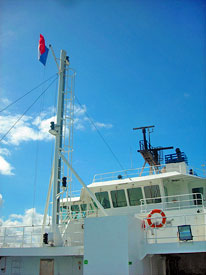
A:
42;49;107;245
42;48;76;240
52;50;67;227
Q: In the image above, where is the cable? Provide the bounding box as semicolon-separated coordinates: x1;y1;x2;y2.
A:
0;76;58;143
0;73;58;113
75;95;128;173
32;69;47;225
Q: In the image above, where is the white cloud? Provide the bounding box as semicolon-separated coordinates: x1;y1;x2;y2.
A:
0;104;113;176
0;111;54;175
0;194;3;207
0;97;11;109
73;104;113;131
1;208;49;227
0;148;10;156
0;104;113;144
0;113;53;146
74;118;86;130
0;155;14;175
93;121;113;129
74;104;87;116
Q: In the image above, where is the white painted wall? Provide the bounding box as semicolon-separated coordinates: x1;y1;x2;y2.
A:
166;162;187;174
84;215;129;275
83;215;154;275
0;256;83;275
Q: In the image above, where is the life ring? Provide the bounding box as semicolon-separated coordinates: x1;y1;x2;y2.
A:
147;209;166;228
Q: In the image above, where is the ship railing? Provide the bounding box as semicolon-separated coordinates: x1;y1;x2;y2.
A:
142;212;206;244
60;190;81;199
93;165;166;182
0;225;50;248
140;193;204;213
0;222;85;248
58;222;84;247
60;190;81;206
190;167;206;178
92;165;206;183
165;152;188;165
60;209;99;224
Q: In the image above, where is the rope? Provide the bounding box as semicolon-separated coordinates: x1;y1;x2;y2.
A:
0;76;58;144
0;73;57;113
32;141;39;225
32;68;47;225
75;95;128;173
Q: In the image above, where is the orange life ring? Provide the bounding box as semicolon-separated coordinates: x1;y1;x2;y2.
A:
147;209;166;228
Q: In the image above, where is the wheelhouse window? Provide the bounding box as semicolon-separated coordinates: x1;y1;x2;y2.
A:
90;201;98;210
111;189;127;208
192;187;203;205
95;192;111;209
127;187;143;206
71;204;80;219
144;185;161;204
71;205;80;212
60;205;69;211
80;204;87;217
163;186;168;202
80;204;87;211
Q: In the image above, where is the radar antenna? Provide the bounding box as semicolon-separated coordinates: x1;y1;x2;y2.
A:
133;126;173;172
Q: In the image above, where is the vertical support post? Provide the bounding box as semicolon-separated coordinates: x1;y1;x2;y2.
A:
155;223;157;244
22;227;25;247
3;227;6;245
52;50;67;232
41;162;54;240
139;161;146;176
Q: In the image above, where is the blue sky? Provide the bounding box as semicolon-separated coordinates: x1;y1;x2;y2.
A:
0;0;205;223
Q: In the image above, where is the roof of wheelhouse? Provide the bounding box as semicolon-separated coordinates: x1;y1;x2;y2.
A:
87;171;197;188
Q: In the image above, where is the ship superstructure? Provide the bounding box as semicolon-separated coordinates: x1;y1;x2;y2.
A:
0;48;205;275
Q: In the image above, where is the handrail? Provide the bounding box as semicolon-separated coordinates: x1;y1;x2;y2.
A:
140;193;204;213
142;212;206;244
93;165;165;182
0;223;84;248
93;165;205;182
165;152;188;165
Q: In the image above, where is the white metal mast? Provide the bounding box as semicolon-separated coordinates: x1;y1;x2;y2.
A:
52;50;67;229
50;50;76;229
42;48;107;245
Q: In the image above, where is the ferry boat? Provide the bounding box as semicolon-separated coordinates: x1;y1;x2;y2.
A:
0;48;205;275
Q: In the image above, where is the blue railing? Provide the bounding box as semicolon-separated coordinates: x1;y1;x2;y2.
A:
165;152;188;165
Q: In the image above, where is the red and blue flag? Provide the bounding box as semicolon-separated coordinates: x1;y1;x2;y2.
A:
38;34;49;66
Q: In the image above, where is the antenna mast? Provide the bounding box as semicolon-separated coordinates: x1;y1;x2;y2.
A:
49;50;75;233
43;48;107;245
133;125;173;169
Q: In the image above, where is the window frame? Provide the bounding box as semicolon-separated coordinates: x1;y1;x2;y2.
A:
127;187;143;206
95;191;111;209
144;185;162;204
110;189;127;208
